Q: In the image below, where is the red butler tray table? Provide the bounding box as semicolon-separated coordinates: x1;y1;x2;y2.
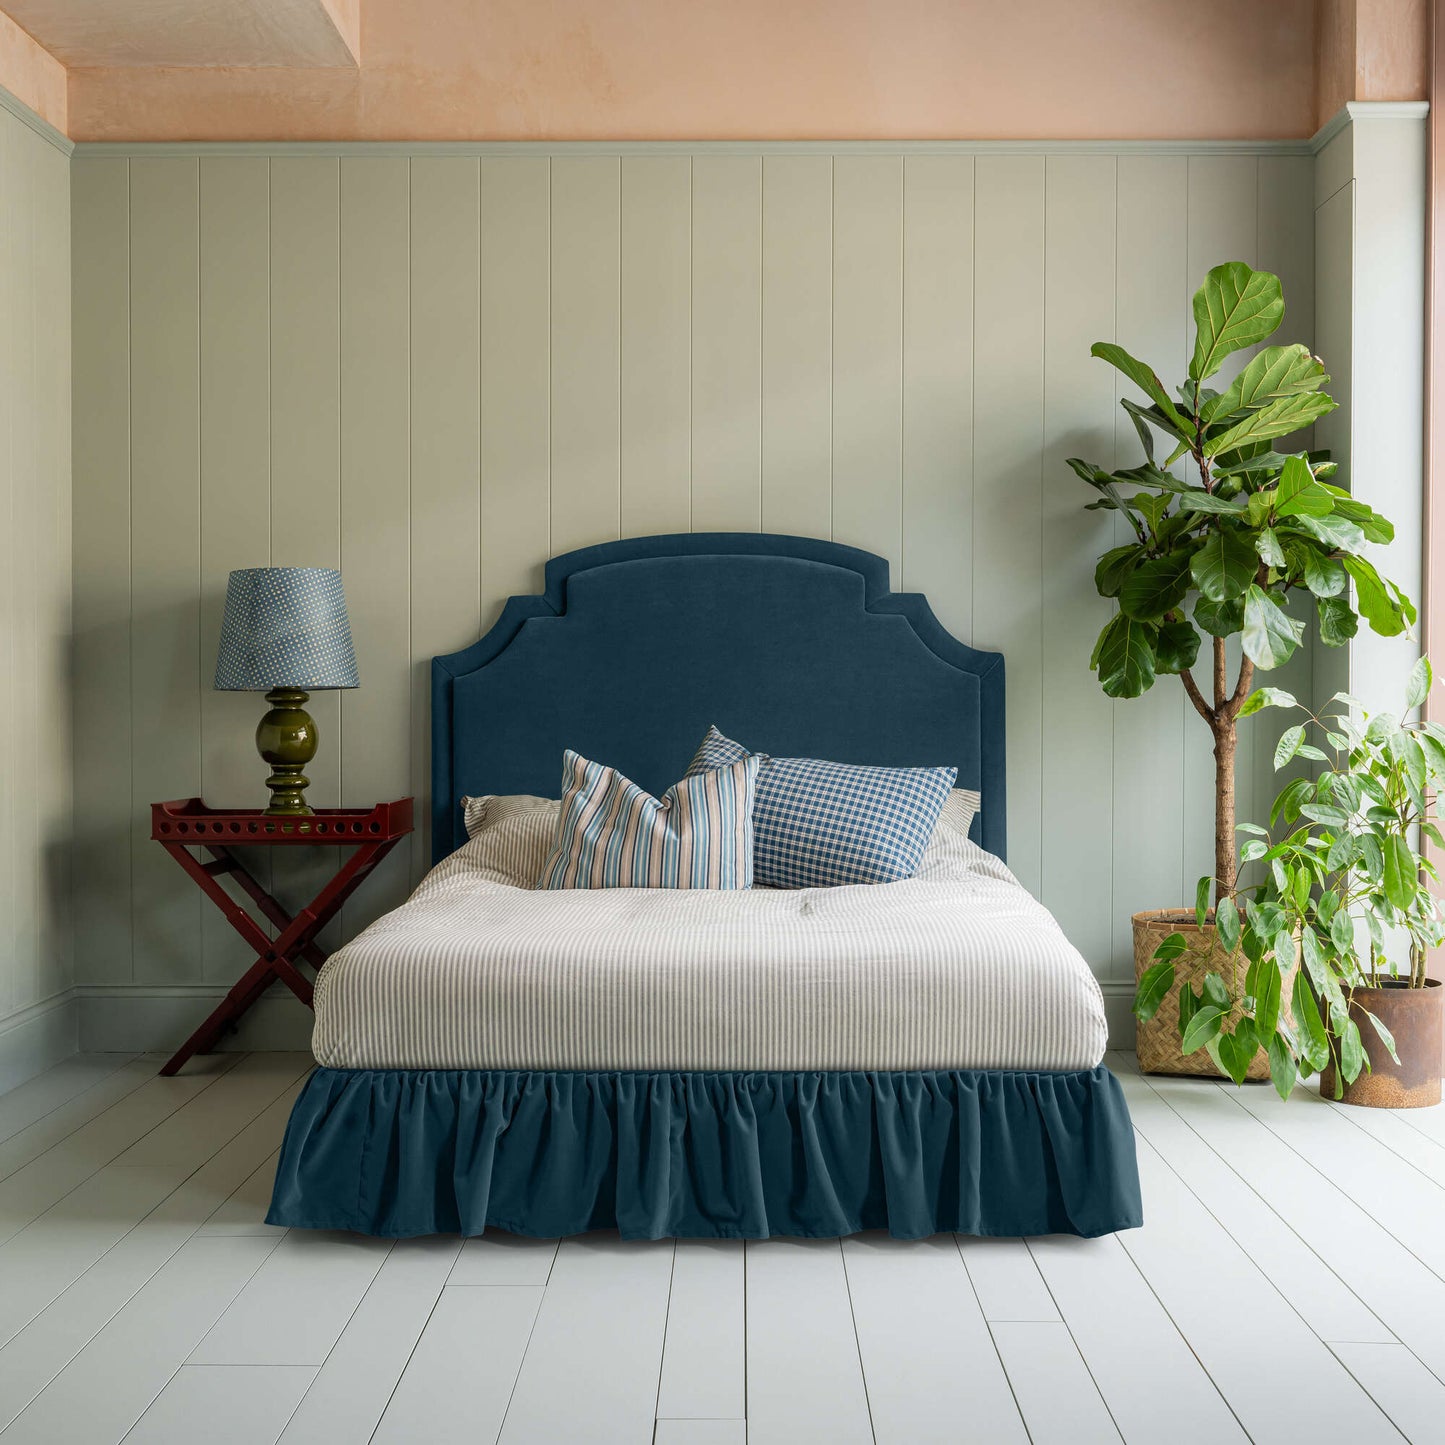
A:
149;797;414;1075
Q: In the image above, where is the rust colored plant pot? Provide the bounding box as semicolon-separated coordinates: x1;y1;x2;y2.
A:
1321;977;1444;1108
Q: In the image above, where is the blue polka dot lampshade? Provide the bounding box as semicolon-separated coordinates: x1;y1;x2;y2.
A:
214;568;359;691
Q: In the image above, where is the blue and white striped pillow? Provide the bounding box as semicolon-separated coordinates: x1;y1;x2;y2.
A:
686;726;955;888
535;749;759;890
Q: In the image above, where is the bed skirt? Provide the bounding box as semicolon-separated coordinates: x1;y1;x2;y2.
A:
266;1064;1142;1240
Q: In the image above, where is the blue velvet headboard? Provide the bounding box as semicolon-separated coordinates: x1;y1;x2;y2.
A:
431;533;1005;864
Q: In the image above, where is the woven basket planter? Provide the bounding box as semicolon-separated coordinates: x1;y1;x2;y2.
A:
1132;909;1294;1080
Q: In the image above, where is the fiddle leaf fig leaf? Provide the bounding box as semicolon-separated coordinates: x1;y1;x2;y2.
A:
1094;544;1143;598
1298;547;1347;598
1153;618;1201;675
1119;554;1192;621
1343;555;1408;638
1091;342;1195;436
1194;594;1245;638
1200;343;1328;426
1093;613;1157;698
1204;392;1337;459
1190;263;1285;382
1242;585;1304;669
1271;454;1334;518
1316;595;1358;647
1191;529;1258;602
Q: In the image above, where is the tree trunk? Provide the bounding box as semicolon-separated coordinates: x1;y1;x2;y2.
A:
1214;717;1237;902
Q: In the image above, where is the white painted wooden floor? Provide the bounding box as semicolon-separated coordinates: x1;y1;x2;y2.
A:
0;1049;1443;1443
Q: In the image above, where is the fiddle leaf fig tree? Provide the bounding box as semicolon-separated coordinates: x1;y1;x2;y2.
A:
1071;262;1412;904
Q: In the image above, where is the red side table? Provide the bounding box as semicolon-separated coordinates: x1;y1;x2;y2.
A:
150;798;414;1076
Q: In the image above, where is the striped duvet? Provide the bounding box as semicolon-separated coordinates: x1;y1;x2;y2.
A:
312;818;1109;1073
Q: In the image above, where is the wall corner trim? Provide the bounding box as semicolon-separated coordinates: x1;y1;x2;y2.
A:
0;81;72;156
1313;100;1432;153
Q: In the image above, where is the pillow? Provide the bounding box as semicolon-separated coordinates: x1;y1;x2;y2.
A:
458;794;560;887
686;725;956;888
934;787;982;842
535;750;759;890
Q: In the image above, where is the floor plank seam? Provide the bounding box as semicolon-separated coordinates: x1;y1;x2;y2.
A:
1211;1080;1445;1303
1128;1069;1399;1346
951;1233;1031;1442
488;1254;558;1444
273;1234;405;1442
1101;1194;1257;1444
837;1238;879;1445
650;1241;680;1432
1019;1236;1129;1444
0;1054;143;1151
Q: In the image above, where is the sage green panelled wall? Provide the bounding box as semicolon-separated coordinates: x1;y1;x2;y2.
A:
0;105;71;1034
70;147;1314;999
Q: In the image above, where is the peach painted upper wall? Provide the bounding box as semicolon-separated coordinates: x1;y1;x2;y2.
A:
1316;0;1428;130
0;7;63;132
64;0;1327;143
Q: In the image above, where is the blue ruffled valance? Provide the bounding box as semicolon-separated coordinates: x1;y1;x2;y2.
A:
267;1065;1142;1241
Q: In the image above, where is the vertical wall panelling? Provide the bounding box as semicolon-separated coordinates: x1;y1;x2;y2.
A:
0;108;71;1072
128;157;201;984
1040;154;1117;968
1312;178;1353;711
479;156;551;615
7;118;36;1010
1183;155;1259;895
269;157;342;939
550;156;621;555
900;154;973;643
620;155;691;537
199;156;271;980
1111;156;1188;963
0;116;13;1021
71;156;129;990
1254;155;1318;826
67;139;1317;1036
832;156;904;578
409;157;481;874
761;155;832;539
1340;111;1427;719
972;156;1045;894
34;132;71;1007
691;155;762;531
340;156;412;931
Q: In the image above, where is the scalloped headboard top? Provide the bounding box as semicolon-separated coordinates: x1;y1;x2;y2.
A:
431;533;1004;864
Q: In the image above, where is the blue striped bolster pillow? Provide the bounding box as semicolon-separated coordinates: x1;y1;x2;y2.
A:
535;749;760;890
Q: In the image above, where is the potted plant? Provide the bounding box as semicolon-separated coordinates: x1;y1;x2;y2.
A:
1134;662;1445;1105
1069;260;1411;1076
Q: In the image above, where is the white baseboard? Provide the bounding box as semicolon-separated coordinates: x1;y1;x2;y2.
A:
0;993;81;1095
76;987;314;1055
1101;982;1136;1051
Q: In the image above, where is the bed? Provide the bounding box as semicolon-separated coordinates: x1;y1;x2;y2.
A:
267;533;1142;1240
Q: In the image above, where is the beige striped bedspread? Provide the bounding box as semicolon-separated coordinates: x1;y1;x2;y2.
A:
311;822;1109;1072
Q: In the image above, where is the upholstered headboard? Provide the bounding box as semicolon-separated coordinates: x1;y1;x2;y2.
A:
431;533;1005;863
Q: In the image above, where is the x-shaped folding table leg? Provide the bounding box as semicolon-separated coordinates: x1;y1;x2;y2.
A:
154;834;404;1075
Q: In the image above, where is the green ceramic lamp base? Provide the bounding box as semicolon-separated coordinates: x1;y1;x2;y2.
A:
256;687;318;816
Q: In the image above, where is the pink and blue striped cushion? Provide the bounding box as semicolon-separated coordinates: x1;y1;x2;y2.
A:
686;725;956;888
535;749;759;890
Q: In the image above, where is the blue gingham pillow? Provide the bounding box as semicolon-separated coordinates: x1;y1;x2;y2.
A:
686;725;955;888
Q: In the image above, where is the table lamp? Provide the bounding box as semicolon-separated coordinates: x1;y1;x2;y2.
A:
213;567;359;815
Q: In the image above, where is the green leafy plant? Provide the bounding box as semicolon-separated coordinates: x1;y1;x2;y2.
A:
1133;660;1445;1099
1071;262;1411;902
